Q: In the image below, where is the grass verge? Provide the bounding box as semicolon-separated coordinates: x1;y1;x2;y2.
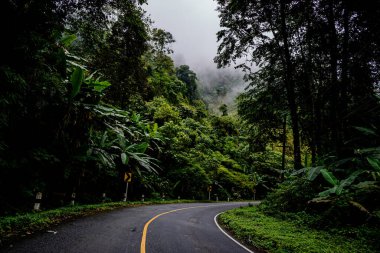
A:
0;199;196;246
219;206;379;253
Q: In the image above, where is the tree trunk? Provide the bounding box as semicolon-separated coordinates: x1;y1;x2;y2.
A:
279;0;302;169
327;1;341;155
340;2;350;153
305;0;317;165
281;114;287;173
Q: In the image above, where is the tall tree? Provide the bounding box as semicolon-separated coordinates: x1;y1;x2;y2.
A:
215;0;380;168
215;0;302;168
176;65;199;102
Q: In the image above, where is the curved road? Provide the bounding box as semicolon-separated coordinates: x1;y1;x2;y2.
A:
2;202;257;253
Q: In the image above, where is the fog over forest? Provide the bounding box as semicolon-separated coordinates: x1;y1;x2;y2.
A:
144;0;247;111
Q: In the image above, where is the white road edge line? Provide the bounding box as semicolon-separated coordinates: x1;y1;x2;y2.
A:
214;212;255;253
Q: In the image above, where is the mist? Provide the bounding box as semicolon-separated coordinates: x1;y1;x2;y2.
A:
144;0;219;71
144;0;248;110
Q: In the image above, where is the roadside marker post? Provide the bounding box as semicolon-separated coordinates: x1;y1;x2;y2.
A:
142;194;145;202
123;172;132;202
71;192;76;206
123;183;129;202
34;192;42;211
207;185;212;201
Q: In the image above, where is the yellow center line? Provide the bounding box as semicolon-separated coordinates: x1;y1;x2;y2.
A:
140;205;214;253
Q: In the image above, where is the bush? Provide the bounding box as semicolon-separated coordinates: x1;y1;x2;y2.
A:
259;177;317;213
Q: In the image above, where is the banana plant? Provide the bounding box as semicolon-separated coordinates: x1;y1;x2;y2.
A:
88;127;159;175
59;33;111;99
318;169;363;197
87;103;161;176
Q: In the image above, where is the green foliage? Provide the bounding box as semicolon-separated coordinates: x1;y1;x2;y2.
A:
320;169;339;186
219;206;379;253
0;0;164;214
260;177;317;213
8;0;380;233
263;140;380;228
218;104;228;116
146;97;180;124
70;67;84;98
176;65;199;102
151;28;175;55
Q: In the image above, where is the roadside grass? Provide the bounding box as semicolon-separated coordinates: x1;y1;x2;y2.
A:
219;206;379;253
0;199;197;246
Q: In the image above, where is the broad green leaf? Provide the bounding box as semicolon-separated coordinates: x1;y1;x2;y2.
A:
335;170;363;195
132;113;141;122
135;142;148;153
332;158;354;168
67;60;87;70
100;131;108;147
60;34;77;47
372;171;380;180
353;126;378;136
291;168;307;176
354;181;379;189
340;170;363;186
355;147;380;155
318;186;337;197
85;70;99;81
320;169;338;186
92;81;111;92
70;67;84;98
306;166;323;181
121;153;129;165
127;143;148;153
367;157;380;172
335;184;344;195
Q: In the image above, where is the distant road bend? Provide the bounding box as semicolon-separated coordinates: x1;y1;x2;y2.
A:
3;202;258;253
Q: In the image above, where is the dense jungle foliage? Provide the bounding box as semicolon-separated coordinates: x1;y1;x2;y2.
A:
0;0;379;240
216;0;380;233
0;0;281;215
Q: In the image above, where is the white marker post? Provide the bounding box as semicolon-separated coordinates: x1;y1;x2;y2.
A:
123;182;129;202
34;192;42;211
71;192;76;206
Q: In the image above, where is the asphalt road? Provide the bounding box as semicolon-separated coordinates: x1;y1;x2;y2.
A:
2;202;257;253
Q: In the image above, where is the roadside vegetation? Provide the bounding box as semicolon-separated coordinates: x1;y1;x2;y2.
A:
214;0;380;252
1;0;380;252
219;206;379;253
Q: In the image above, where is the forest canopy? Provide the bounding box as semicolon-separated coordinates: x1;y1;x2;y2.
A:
0;0;379;239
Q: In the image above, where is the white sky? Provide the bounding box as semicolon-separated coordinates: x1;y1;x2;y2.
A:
144;0;220;72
